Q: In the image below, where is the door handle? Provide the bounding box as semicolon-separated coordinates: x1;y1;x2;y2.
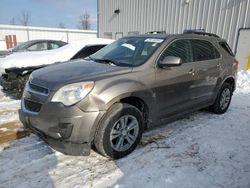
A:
217;63;221;67
188;69;195;76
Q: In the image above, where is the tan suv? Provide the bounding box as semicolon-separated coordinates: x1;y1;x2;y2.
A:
19;32;238;159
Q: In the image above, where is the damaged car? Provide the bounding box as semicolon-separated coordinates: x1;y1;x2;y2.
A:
0;38;114;98
19;32;237;159
0;39;67;58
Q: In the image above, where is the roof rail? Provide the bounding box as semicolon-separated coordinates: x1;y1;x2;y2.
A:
146;31;166;34
183;30;220;38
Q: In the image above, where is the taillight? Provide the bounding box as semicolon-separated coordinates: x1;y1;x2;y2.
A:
233;59;239;69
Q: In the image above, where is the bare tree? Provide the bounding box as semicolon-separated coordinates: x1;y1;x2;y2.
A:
58;23;66;29
10;17;16;25
78;12;91;30
18;10;31;26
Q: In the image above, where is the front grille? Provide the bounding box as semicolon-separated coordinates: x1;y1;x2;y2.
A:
29;82;49;95
24;99;42;112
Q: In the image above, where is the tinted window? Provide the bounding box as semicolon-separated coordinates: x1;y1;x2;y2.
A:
192;40;220;61
214;47;221;58
160;39;192;63
72;45;106;59
27;42;48;51
49;42;60;49
219;42;234;56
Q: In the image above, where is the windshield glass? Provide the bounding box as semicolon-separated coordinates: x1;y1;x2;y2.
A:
90;37;164;66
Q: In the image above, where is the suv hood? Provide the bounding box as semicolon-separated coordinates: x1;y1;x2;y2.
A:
31;59;132;91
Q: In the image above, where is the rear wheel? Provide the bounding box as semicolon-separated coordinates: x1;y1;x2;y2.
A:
94;103;144;159
210;83;232;114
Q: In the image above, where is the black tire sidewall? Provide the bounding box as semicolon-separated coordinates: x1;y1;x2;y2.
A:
96;103;144;159
213;83;232;114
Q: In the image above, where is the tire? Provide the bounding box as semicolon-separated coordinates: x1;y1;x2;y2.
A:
94;103;144;159
210;83;232;114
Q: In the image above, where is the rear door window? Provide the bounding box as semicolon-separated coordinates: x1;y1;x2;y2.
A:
27;42;49;51
191;40;220;61
160;39;193;63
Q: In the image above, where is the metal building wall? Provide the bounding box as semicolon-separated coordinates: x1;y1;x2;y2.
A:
0;25;97;50
98;0;250;50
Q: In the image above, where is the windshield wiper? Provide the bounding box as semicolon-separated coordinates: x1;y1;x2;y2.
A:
91;58;120;66
99;59;119;66
89;57;133;67
88;56;96;61
88;56;111;64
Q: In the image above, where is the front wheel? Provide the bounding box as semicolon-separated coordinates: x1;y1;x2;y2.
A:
94;103;144;159
210;83;232;114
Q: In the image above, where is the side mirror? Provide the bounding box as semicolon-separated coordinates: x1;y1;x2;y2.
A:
158;56;182;68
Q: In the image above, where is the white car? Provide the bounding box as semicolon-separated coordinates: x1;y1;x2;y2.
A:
0;38;114;74
0;38;114;98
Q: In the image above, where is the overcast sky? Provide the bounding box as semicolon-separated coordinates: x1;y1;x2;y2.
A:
0;0;97;30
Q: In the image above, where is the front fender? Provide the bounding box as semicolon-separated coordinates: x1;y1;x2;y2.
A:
77;78;157;116
77;79;157;142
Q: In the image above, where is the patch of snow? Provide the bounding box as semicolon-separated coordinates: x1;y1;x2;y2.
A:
236;70;250;93
0;71;250;187
0;88;20;125
0;111;19;125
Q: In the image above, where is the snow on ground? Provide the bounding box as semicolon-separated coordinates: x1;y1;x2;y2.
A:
0;86;20;125
0;71;250;188
236;70;250;93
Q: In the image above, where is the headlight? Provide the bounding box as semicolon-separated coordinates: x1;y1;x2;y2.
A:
51;81;94;106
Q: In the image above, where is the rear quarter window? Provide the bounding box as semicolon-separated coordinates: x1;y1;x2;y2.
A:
219;42;234;57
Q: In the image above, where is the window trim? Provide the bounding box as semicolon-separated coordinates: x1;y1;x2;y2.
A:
218;41;235;57
159;39;193;64
191;39;222;62
155;38;222;67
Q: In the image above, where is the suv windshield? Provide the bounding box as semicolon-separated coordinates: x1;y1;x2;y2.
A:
90;37;164;66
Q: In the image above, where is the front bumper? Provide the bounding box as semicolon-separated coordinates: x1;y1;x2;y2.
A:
19;98;105;156
0;72;29;92
0;74;19;90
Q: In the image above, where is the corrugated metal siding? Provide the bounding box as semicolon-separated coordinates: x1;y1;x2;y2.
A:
98;0;250;50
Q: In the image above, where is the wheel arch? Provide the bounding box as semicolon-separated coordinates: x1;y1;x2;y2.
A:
223;77;236;91
89;94;155;142
120;96;149;129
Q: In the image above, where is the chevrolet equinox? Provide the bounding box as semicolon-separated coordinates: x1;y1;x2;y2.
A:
19;32;238;159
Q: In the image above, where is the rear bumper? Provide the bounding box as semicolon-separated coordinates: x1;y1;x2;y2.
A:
19;98;105;156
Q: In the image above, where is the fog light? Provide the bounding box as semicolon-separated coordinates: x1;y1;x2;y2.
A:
59;123;73;139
